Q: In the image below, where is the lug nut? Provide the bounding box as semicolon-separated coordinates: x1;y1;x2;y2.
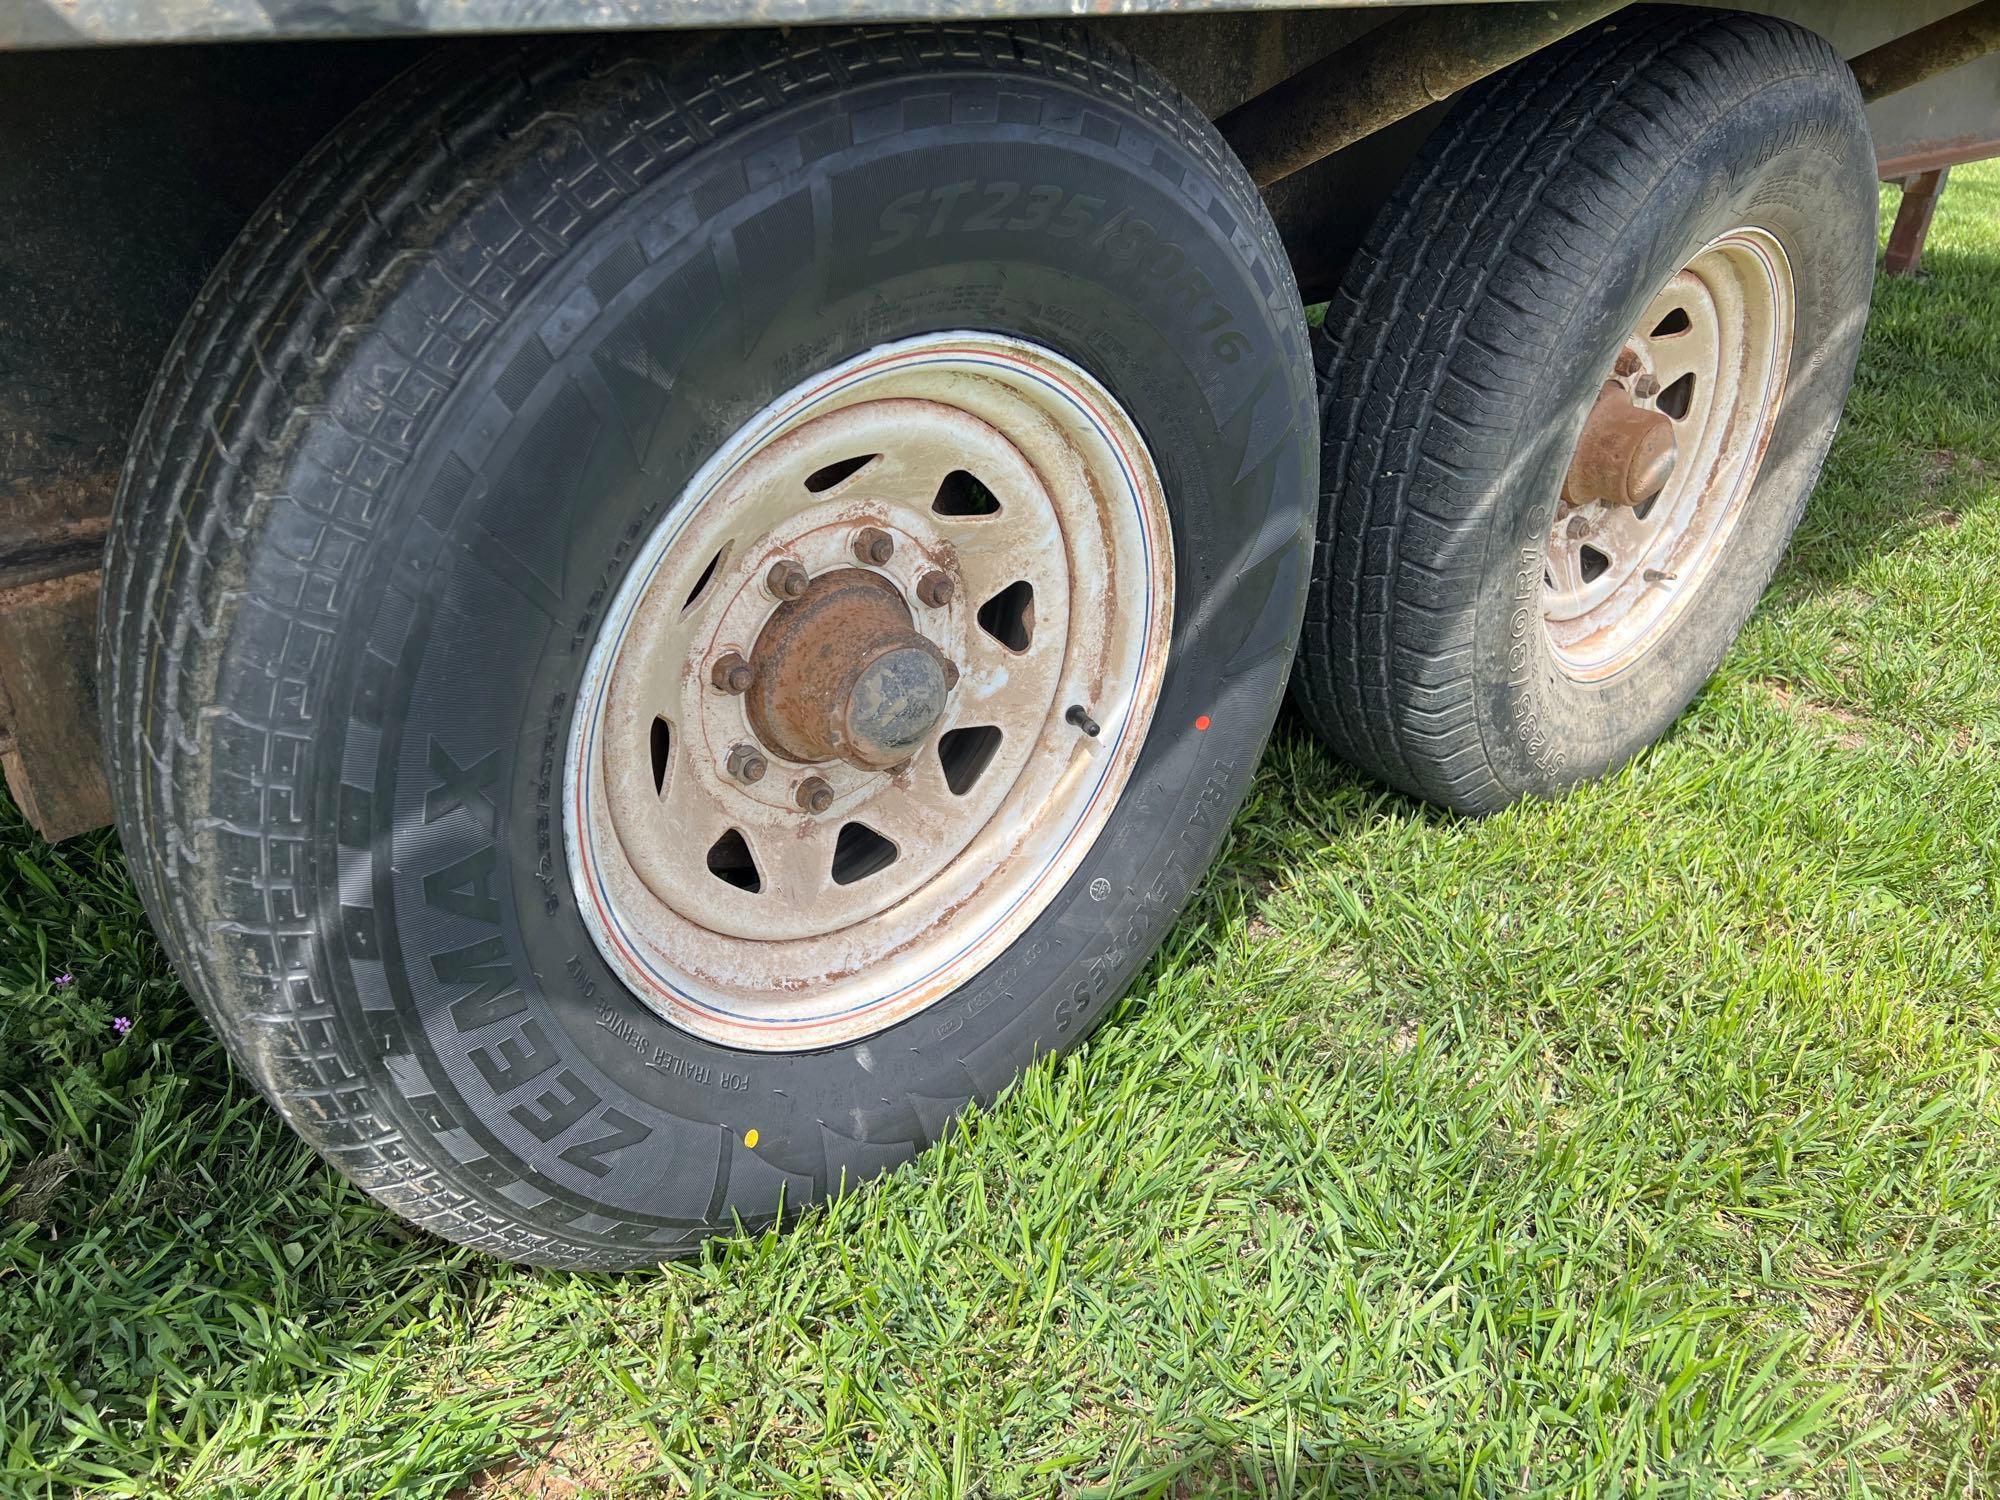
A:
796;776;835;814
726;744;768;784
766;559;809;600
710;652;754;694
853;527;894;566
916;570;954;608
1632;373;1661;401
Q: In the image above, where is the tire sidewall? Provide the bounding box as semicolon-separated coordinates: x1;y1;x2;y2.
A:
296;43;1311;1252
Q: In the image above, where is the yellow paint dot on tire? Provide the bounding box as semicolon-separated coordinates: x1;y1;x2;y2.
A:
743;1129;759;1149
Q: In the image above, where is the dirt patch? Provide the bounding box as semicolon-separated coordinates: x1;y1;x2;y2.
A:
1816;585;1876;615
1921;448;1988;496
1803;1282;1868;1361
451;1456;589;1500
1921;448;1956;493
1760;681;1875;752
450;1427;655;1499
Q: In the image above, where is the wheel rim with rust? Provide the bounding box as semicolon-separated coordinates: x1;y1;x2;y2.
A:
564;334;1174;1052
1543;227;1795;680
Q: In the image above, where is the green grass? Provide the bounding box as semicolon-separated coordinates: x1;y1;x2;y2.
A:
5;169;2000;1499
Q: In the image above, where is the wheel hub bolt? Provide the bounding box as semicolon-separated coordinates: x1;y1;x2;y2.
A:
766;559;809;600
853;527;895;566
916;570;954;608
710;652;755;694
726;744;768;784
796;776;834;814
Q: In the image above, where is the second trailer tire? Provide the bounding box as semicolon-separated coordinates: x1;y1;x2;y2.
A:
1295;6;1877;813
99;29;1315;1266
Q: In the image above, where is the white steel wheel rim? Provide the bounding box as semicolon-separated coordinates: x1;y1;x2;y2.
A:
1543;227;1795;681
565;333;1174;1052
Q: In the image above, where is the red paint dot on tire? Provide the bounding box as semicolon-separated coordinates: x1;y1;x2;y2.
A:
1194;714;1211;731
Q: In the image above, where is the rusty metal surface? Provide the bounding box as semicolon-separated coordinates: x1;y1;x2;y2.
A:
745;566;956;770
1222;0;2000;291
0;476;112;593
1884;166;1950;273
1851;0;2000;100
1218;0;2000;194
0;570;112;841
1562;383;1678;512
1217;0;1621;187
1877;131;2000;175
1719;1;2000;177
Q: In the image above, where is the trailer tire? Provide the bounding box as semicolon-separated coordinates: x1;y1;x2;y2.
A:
99;27;1314;1267
1295;6;1876;812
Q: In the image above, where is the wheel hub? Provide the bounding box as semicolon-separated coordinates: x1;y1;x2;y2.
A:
1542;226;1794;680
564;333;1175;1051
1563;380;1679;510
746;567;959;770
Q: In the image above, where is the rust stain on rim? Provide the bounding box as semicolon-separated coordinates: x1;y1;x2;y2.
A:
563;334;1174;1052
1542;227;1795;683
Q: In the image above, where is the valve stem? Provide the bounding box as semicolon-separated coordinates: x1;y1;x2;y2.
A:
1065;704;1101;738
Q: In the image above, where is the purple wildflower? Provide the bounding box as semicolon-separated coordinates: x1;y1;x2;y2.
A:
53;972;73;989
112;1016;132;1037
